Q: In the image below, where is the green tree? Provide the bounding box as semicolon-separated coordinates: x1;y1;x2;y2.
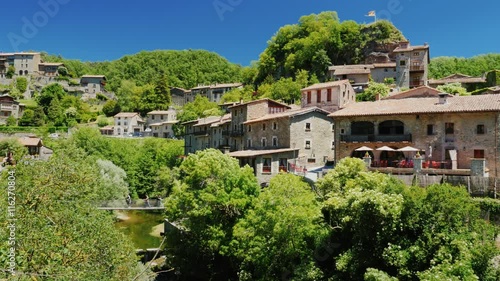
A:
437;82;469;96
47;98;64;125
102;99;121;117
32;106;46;126
18;109;34;126
233;173;329;280
6;65;15;78
164;149;260;280
267;77;301;104
220;85;255;103
154;73;171;107
0;148;145;280
15;76;28;93
5;115;17;126
357;82;390;101
57;65;69;76
37;83;66;113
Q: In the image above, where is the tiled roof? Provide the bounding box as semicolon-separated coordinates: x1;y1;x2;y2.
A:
393;45;429;52
428;73;486;84
114;112;140;118
385;86;442;100
373;63;396;68
301;80;351;91
149;120;178;126
329;65;373;75
81;75;106;79
229;148;298;158
228;98;291;109
39;62;64;66
100;125;114;130
244;107;330;125
193;116;223;127
329;94;500;117
18;137;42;147
147;110;174;115
210;114;231;127
191;83;242;90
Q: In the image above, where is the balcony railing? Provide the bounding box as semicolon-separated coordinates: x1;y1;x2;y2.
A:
410;81;424;87
340;134;412;143
410;65;425;71
193;130;208;136
0;105;14;111
230;130;244;137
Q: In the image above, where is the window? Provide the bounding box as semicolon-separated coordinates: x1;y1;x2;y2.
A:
261;137;267;147
307;158;316;163
379;120;404;135
234;110;238;117
427;124;434;135
445;123;454;134
351;121;374;135
400;60;406;66
151;115;155;120
262;158;271;173
384;68;388;72
272;136;278;147
247;138;252;148
474;149;485;158
316;91;321;103
262;123;266;131
477;124;485;135
305;123;311;131
413;52;420;56
160;115;164;120
248;125;252;132
305;140;311;149
332;141;335;150
305;91;311;104
273;122;277;130
279;158;288;172
327;88;332;102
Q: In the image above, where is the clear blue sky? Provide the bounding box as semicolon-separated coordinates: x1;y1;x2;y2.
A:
0;0;498;65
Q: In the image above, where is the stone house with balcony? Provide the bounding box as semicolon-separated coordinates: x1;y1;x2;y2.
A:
170;87;190;107
328;65;372;91
0;94;24;124
146;108;178;138
394;41;430;89
113;112;144;136
301;80;356;113
187;83;243;104
0;52;42;77
329;94;500;177
428;73;487;92
38;62;64;76
81;75;106;99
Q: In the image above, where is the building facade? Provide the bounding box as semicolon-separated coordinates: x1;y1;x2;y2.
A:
0;52;42;77
301;80;356;113
146;109;178;138
394;41;430;89
113;112;144;136
330;94;500;177
81;75;106;99
187;83;243;104
0;94;24;124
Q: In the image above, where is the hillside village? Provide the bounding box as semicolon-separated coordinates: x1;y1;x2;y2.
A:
1;40;500;185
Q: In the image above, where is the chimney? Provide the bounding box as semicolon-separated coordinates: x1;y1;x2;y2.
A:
223;146;230;154
438;93;449;105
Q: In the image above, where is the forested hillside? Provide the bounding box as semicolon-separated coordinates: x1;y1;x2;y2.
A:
42;50;243;92
254;12;406;83
429;54;500;79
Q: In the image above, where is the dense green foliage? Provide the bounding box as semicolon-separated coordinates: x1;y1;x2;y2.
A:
255;12;405;84
165;149;260;280
437;82;469;96
429;54;500;79
42;50;242;92
15;77;27;94
0;146;147;280
69;127;184;197
317;158;500;281
356;82;390;101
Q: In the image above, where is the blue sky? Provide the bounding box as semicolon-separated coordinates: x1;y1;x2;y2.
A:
0;0;498;65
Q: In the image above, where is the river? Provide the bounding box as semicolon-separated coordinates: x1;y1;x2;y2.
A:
115;210;164;249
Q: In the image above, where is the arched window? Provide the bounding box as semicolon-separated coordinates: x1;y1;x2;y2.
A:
379;120;404;135
24;70;28;75
351;121;374;135
19;70;23;76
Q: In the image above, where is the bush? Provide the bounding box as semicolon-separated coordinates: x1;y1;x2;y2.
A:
15;77;28;93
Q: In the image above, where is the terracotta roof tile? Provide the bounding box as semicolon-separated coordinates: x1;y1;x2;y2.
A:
114;112;140;118
229;148;298;158
244;107;330;124
329;94;500;117
301;80;351;91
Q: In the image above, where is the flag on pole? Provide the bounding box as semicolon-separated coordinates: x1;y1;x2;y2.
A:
367;10;376;17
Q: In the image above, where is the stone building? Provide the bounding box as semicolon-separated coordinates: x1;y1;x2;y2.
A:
187;83;243;104
328;65;372;91
38;62;64;76
0;52;42;77
146;108;178;138
113;112;144;136
329;94;500;177
81;75;106;99
170;87;189;107
428;73;487;92
394;41;430;89
0;94;24;124
301;80;356;112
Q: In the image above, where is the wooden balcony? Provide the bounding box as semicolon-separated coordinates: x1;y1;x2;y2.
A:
340;134;412;143
410;65;425;72
410;81;424;87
